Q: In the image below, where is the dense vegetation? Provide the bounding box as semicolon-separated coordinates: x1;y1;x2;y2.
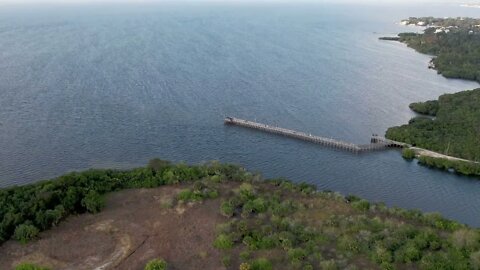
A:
211;178;480;269
0;159;253;245
417;156;480;177
145;258;168;270
409;100;439;116
385;17;480;82
3;160;480;269
386;89;480;162
401;148;416;160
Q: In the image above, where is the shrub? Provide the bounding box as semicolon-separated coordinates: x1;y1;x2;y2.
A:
372;246;392;264
239;262;252;270
470;250;480;270
238;183;255;201
303;264;314;270
147;158;171;173
240;250;251;260
14;224;39;244
319;259;337;270
402;148;416;160
395;243;421;263
337;236;360;254
15;263;50;270
220;201;235;217
451;229;479;250
351;199;370;212
214;234;233;250
288;248;307;262
222;255;232;267
144;258;167;270
81;191;105;213
251;258;272;270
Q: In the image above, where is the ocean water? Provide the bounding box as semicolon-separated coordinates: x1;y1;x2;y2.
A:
1;2;480;225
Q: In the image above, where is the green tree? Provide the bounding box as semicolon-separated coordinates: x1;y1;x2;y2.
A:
144;258;167;270
81;191;105;214
14;224;40;244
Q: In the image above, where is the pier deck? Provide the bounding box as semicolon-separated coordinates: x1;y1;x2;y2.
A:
224;117;407;152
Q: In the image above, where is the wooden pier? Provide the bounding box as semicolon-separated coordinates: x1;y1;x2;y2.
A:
224;117;407;153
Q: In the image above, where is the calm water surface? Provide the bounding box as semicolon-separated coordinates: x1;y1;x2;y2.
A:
1;2;480;225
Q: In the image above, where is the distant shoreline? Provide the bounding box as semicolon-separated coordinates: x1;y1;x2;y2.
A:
460;4;480;8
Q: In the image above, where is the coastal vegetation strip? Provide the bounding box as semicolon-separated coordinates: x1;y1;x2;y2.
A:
386;89;480;163
2;160;480;269
381;17;480;83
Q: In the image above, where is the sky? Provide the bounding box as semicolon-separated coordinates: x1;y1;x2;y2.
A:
0;0;469;4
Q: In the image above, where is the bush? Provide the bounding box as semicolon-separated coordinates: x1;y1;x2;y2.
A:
451;229;479;250
213;234;233;250
351;199;370;212
319;259;337;270
220;201;235;217
222;255;231;267
337;236;361;254
15;263;50;270
14;224;39;244
470;250;480;270
251;258;273;270
402;148;416;160
81;191;105;213
144;258;167;270
239;262;252;270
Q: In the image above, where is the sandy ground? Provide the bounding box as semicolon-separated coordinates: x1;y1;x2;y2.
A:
411;147;479;164
0;185;230;270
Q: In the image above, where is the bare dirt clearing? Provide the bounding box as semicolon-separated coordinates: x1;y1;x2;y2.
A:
0;184;231;270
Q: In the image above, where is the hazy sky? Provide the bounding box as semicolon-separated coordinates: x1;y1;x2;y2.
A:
0;0;468;4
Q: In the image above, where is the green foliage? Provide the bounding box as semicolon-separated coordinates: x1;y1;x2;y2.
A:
387;89;480;163
397;17;480;83
14;224;39;244
81;191;105;214
402;148;416;160
177;182;219;202
214;233;234;250
409;100;439;116
14;263;51;270
3;160;480;270
351;199;370;212
239;262;252;270
144;258;167;270
319;259;337;270
251;258;273;270
222;255;232;267
470;250;480;270
220;201;235;217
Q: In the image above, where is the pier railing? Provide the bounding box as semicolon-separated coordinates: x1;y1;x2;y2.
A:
224;117;407;152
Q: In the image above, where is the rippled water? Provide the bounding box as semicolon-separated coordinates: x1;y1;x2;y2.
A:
1;2;479;225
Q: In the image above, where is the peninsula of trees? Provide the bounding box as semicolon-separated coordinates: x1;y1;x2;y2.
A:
386;89;480;176
2;160;480;269
381;17;480;82
382;17;480;176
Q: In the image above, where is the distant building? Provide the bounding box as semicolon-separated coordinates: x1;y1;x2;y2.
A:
417;21;427;26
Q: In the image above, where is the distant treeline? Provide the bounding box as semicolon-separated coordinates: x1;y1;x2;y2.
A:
0;159;253;245
397;27;480;83
386;89;480;162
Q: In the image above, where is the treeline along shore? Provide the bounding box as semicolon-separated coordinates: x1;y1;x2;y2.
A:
2;159;480;270
380;16;480;177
